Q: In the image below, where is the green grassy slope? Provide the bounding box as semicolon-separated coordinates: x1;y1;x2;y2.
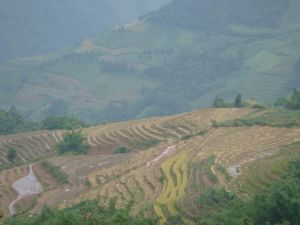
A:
0;0;299;122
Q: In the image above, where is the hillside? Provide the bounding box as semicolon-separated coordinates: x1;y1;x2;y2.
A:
0;0;170;63
0;0;300;122
1;107;300;224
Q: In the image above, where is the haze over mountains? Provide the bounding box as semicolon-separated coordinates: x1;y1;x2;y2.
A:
0;0;170;63
1;1;300;224
0;0;300;122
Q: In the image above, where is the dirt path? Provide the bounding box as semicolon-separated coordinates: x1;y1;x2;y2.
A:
146;145;176;167
9;164;43;215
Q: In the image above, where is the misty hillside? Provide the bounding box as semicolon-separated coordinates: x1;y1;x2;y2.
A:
0;0;299;122
147;0;288;30
0;0;170;63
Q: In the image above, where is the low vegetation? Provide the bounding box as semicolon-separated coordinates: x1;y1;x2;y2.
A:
215;109;300;128
0;106;38;135
0;107;88;136
40;160;68;184
276;89;300;110
196;160;300;225
113;146;131;154
3;199;157;225
213;94;245;108
56;130;89;155
41;116;87;130
6;148;17;164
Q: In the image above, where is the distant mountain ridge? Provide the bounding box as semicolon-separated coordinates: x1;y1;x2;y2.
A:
0;0;299;122
147;0;288;30
0;0;170;63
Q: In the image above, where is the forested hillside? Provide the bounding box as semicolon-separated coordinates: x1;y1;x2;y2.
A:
0;0;299;122
0;0;170;63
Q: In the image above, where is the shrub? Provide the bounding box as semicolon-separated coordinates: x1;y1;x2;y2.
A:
113;146;131;154
56;130;89;155
41;160;68;184
6;148;17;163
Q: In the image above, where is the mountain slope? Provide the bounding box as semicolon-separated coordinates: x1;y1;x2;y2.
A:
0;0;170;63
0;0;299;122
0;108;300;221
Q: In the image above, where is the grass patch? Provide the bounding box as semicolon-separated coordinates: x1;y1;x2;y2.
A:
216;164;232;182
180;130;208;141
215;109;300;128
40;160;68;185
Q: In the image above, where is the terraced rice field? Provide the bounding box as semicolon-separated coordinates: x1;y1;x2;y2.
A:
230;142;300;197
154;148;191;224
3;108;300;221
83;108;253;154
0;131;64;169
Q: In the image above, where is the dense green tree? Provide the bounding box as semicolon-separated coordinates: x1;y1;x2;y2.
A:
41;116;87;130
0;107;38;135
213;96;226;108
286;89;300;110
4;199;157;225
56;130;89;155
6;148;17;163
234;94;242;108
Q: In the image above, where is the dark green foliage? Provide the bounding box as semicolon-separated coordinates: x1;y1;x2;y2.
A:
113;146;131;154
234;94;242;108
198;187;235;208
41;160;68;184
280;89;300;110
41;116;87;130
165;215;185;225
197;160;300;225
4;199;158;225
213;96;226;108
6;148;17;163
0;106;88;135
0;106;38;135
56;130;89;155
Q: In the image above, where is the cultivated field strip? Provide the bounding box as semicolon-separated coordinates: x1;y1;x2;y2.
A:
84;108;253;153
154;149;191;224
203;127;300;168
0;131;64;168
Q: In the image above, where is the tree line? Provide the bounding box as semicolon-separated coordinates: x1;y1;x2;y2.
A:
0;106;87;136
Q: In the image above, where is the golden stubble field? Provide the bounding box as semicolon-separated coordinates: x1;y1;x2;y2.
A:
1;108;300;223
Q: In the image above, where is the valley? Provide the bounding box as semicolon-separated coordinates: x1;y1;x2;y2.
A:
1;0;299;122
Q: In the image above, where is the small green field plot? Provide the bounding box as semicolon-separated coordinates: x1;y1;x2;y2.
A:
216;109;300;127
245;50;285;73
